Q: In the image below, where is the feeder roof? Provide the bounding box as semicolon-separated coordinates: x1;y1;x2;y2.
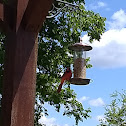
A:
68;43;92;51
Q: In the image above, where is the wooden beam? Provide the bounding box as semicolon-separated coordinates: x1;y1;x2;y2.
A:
22;0;53;32
0;3;5;32
3;0;29;32
0;3;3;21
3;0;18;32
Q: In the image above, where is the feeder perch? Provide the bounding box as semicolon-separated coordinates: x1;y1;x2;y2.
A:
68;39;92;85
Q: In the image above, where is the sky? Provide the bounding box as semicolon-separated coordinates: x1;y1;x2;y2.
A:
39;0;126;126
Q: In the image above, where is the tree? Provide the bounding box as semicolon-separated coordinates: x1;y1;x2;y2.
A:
0;0;106;125
98;90;126;126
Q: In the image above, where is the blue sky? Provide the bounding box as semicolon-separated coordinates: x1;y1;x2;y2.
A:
39;0;126;126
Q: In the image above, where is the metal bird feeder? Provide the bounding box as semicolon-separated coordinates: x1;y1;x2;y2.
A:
68;39;92;85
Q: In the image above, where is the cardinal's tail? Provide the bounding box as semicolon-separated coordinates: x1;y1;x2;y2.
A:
57;84;62;93
57;79;64;93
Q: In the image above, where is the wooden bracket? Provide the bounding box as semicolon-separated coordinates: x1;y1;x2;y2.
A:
22;0;53;32
0;0;53;32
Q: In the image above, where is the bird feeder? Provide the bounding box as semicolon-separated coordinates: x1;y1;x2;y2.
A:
68;39;92;85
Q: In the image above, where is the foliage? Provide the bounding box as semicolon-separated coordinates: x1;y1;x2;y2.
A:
98;90;126;126
0;0;106;125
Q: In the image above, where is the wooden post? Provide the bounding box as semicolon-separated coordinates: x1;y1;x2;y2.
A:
1;26;38;126
0;0;53;125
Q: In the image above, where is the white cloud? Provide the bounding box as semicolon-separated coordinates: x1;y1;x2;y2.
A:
107;9;126;29
64;124;69;126
39;115;59;126
39;115;70;126
96;115;106;122
82;9;126;69
89;29;126;68
98;2;106;7
78;96;89;103
88;98;105;107
90;1;107;10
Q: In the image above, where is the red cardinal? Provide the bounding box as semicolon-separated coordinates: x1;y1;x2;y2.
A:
57;67;72;93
